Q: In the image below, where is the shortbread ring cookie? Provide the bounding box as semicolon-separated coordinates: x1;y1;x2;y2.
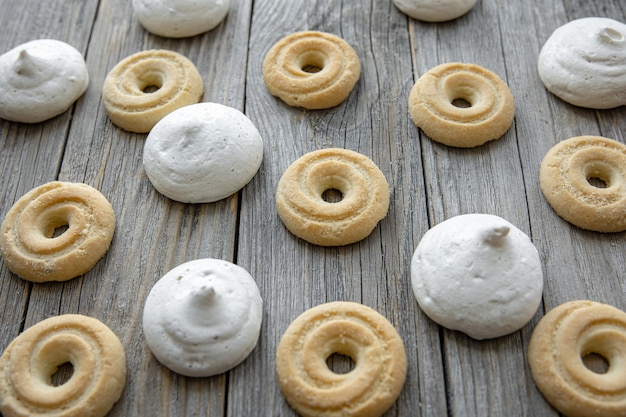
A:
276;302;407;417
409;62;515;147
102;49;203;132
262;31;361;109
539;136;626;232
276;148;390;246
0;181;116;282
528;300;626;417
0;314;127;417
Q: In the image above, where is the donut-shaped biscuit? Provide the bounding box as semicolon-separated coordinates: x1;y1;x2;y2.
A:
102;49;203;133
276;302;407;417
409;62;515;147
262;31;361;109
0;314;126;417
0;181;116;282
276;148;389;246
528;300;626;417
539;136;626;232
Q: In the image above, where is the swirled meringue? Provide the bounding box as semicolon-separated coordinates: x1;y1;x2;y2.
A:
538;17;626;109
0;39;89;123
143;102;263;204
392;0;477;22
411;214;543;340
142;258;263;377
132;0;231;38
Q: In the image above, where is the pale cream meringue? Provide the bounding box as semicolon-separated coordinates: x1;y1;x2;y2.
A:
411;214;543;340
392;0;477;22
142;258;263;377
538;17;626;109
0;39;88;123
143;102;263;203
132;0;231;38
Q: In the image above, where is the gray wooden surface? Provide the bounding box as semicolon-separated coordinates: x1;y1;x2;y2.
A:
1;0;625;416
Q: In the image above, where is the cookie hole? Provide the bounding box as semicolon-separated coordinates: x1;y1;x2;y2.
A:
143;85;160;93
50;362;74;386
299;51;326;73
451;98;472;108
587;176;608;188
43;218;70;239
52;224;70;238
326;352;354;374
582;352;609;374
140;71;164;93
322;188;344;203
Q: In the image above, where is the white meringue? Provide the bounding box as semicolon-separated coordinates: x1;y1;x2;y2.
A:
392;0;477;22
538;17;626;109
142;258;263;377
411;214;543;340
0;39;89;123
132;0;231;38
143;102;263;203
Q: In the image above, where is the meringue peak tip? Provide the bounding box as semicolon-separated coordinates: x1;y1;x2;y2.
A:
13;49;39;75
482;224;510;245
190;284;217;306
599;27;625;44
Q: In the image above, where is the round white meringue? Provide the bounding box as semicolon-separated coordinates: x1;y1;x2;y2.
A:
0;39;89;123
392;0;477;22
143;102;263;203
538;17;626;109
411;214;543;340
132;0;231;38
142;258;263;377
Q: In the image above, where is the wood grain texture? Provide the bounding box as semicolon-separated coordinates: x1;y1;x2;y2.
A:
0;0;625;416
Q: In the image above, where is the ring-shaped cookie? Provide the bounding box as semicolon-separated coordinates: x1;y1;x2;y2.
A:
0;314;127;417
276;302;407;417
102;49;203;132
528;300;626;417
0;181;116;282
409;62;515;147
539;136;626;232
275;148;390;246
262;31;361;109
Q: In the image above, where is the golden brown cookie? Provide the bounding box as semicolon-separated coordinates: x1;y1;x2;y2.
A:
0;181;116;282
409;62;515;147
539;135;626;232
528;300;626;417
276;148;389;246
0;314;127;417
102;49;203;133
276;302;407;417
262;31;360;109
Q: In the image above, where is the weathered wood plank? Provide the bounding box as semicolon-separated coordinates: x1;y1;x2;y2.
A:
0;0;100;360
0;0;625;416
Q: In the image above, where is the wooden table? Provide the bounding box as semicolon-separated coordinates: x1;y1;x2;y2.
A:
1;0;625;415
